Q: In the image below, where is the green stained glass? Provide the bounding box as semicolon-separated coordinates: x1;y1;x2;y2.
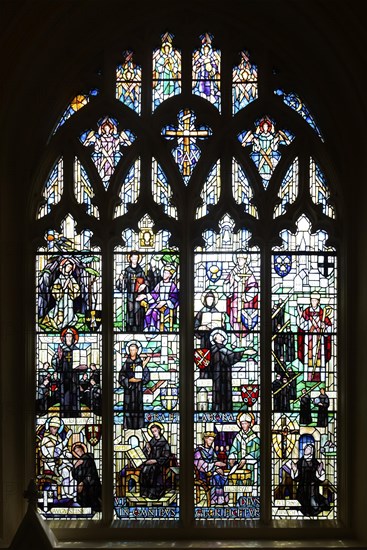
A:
271;215;337;520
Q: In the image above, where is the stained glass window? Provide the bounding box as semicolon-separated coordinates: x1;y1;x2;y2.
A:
34;29;339;527
194;219;261;520
113;218;180;519
271;215;337;519
36;215;102;519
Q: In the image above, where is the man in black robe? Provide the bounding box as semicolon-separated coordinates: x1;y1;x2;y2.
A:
116;251;146;332
71;442;101;512
272;373;282;412
140;424;171;499
51;327;83;417
209;329;244;412
299;388;312;424
315;387;329;427
279;376;291;412
291;443;330;516
118;341;150;429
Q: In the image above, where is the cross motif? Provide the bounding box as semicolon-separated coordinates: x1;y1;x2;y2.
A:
317;254;334;277
162;109;212;182
272;420;300;459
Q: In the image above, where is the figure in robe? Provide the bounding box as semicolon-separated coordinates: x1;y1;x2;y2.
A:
118;341;150;429
71;442;101;512
279;376;292;412
272;373;282;412
137;264;179;332
193;37;220;103
116;251;146;332
38;416;75;502
145;256;162;292
209;329;244;412
273;300;295;363
153;34;180;106
240;117;292;185
51;327;84;417
194;431;228;505
315;388;329;427
297;292;332;382
140;423;171;499
38;256;91;331
299;388;312;425
228;412;260;485
82;116;134;184
291;443;330;516
225;251;258;334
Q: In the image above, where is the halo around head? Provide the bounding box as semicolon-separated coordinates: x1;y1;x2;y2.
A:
209;328;227;346
71;441;88;458
236;411;255;428
147;422;164;437
201;289;219;306
125;340;142;355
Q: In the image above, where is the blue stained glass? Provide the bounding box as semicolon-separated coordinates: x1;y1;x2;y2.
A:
309;158;335;218
274;158;299;218
116;50;142;114
54;89;99;133
275;89;323;141
152;159;178;219
74;158;100;219
37;158;63;219
232;51;258;114
232;159;258;218
192;33;221;111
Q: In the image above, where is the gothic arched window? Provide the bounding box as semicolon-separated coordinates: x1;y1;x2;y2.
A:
33;30;338;526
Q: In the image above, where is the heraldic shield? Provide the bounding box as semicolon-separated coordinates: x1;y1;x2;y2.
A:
241;384;259;408
274;255;292;277
194;348;211;371
85;423;102;446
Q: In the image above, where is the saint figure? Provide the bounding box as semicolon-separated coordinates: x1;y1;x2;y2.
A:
140;423;171;499
118;341;150;429
225;251;258;334
297;292;332;382
290;443;330;516
299;388;312;425
194;431;228;505
137;264;179;332
116;251;146;332
209;329;244;412
51;327;85;417
71;442;102;512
